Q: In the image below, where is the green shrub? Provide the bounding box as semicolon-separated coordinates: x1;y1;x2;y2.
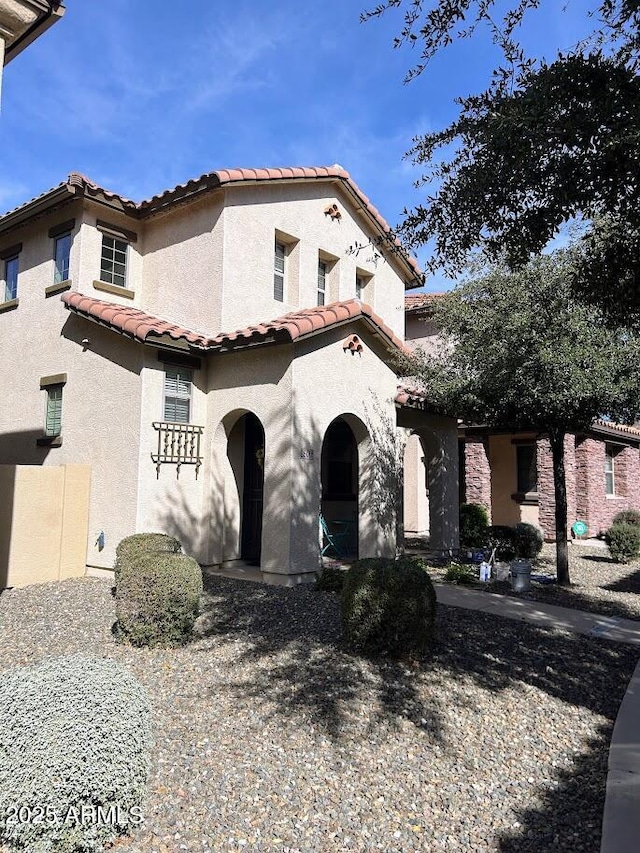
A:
116;552;203;647
486;525;517;561
0;655;151;852
341;556;437;658
612;509;640;527
444;562;477;584
114;532;181;586
459;503;489;548
605;522;640;564
315;566;346;592
512;522;544;559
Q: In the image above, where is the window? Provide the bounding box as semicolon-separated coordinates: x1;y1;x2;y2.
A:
516;444;537;495
605;445;616;495
54;233;72;283
164;368;192;423
100;234;128;287
355;274;364;300
274;241;285;301
45;385;63;436
317;260;327;306
3;255;18;301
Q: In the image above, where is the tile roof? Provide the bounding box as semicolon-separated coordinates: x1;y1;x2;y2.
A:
405;292;447;312
592;419;640;439
62;293;410;357
1;166;422;283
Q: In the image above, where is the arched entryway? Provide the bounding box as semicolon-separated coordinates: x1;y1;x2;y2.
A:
226;411;265;565
321;417;359;558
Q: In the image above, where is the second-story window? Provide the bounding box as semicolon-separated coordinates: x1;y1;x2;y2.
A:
355;275;364;300
317;260;327;306
100;234;128;288
3;254;19;302
274;241;285;302
164;368;192;424
54;233;72;284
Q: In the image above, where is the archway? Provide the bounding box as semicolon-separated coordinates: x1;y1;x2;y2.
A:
225;411;265;565
321;417;359;558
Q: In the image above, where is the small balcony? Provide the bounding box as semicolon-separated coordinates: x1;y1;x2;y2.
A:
151;422;204;477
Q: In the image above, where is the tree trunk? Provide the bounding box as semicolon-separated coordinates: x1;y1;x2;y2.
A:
549;429;570;586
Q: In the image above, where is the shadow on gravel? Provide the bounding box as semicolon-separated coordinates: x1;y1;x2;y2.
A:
193;574;636;852
196;574;446;744
604;566;640;594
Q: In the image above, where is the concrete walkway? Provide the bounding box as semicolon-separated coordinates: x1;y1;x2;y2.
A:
433;582;640;853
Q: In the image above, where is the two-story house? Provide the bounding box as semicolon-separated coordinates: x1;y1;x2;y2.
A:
0;166;460;586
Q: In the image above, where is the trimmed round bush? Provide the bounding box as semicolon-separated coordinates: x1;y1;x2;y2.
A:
512;522;544;559
459;503;489;548
116;552;203;647
341;556;437;658
114;532;182;586
605;522;640;564
612;509;640;527
0;655;151;852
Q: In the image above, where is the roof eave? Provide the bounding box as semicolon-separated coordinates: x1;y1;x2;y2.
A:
0;183;76;237
4;1;65;64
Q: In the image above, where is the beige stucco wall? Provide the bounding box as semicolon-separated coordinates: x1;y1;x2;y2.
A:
403;432;430;535
220;183;407;336
0;463;90;588
142;193;224;331
0;209;143;569
488;434;539;527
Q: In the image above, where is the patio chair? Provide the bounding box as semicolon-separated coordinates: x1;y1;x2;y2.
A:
320;514;350;559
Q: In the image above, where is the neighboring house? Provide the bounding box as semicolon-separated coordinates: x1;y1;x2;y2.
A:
404;294;640;540
0;165;460;586
0;0;64;102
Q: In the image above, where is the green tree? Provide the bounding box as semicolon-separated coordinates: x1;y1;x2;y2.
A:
404;251;640;584
363;1;640;322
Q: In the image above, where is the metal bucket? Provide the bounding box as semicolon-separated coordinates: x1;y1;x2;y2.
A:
510;559;532;592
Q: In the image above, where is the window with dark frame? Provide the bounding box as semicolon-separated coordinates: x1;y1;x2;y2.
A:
516;444;537;495
274;241;285;301
54;233;72;283
164;368;192;424
3;255;19;301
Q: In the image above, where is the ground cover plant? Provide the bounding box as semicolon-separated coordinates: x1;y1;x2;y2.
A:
0;654;151;852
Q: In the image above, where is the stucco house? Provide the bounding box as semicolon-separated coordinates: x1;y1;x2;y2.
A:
404;293;640;540
0;165;460;587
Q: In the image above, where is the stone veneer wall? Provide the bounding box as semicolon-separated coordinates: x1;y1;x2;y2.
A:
575;438;640;536
536;435;577;540
463;438;492;520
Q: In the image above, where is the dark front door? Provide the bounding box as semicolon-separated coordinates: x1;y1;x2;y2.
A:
241;413;264;564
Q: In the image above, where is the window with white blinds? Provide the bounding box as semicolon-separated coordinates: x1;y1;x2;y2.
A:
163;368;192;423
45;386;63;436
274;241;285;301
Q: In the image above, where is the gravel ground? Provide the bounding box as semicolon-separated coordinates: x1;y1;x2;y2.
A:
0;574;637;853
409;540;640;622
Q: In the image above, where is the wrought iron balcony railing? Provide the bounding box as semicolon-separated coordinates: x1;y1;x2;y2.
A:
151;422;204;477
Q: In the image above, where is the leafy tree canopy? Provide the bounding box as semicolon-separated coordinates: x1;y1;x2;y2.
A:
404;249;640;582
363;1;640;322
407;250;640;431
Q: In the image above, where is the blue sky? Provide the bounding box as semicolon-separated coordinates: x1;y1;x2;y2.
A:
0;0;593;291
